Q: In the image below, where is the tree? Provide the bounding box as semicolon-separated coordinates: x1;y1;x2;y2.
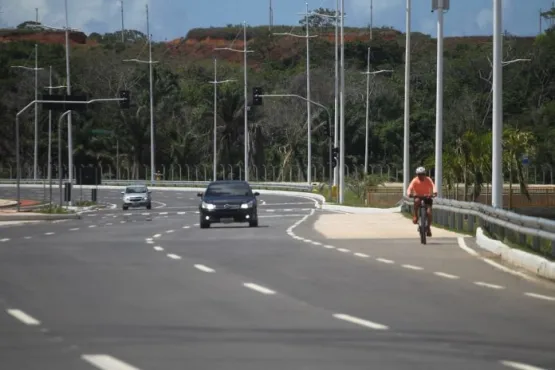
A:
503;128;536;209
298;8;343;30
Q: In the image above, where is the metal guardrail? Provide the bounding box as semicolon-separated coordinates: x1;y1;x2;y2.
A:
0;179;315;192
401;196;555;258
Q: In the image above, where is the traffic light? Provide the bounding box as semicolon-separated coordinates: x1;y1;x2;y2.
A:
332;147;339;168
252;87;263;105
323;121;331;138
119;90;130;109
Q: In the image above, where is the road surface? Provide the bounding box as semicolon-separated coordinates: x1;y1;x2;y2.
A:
0;187;554;370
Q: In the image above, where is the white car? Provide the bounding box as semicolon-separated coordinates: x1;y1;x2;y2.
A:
121;185;152;210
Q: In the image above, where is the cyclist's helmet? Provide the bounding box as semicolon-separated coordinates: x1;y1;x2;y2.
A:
415;166;426;175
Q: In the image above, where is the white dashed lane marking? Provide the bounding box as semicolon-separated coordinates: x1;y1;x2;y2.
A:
402;264;423;271
337;248;350;253
44;232;55;235
69;228;79;231
243;283;276;295
500;360;548;370
81;354;141;370
167;254;181;260
6;309;41;325
153;246;164;251
194;264;215;273
333;313;389;330
0;238;10;242
434;272;460;280
524;292;555;302
474;281;505;290
354;253;369;258
376;258;394;264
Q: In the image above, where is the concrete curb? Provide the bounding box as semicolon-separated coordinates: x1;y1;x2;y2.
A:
476;227;555;281
0;200;17;209
321;204;401;214
0;213;81;221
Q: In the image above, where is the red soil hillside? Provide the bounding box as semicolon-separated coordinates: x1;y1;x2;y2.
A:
0;29;89;45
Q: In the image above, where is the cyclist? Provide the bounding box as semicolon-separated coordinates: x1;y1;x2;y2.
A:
407;166;437;236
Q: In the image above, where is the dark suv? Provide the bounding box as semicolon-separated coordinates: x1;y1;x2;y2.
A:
198;180;260;228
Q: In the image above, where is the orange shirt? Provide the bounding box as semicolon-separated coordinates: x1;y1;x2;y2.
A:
407;176;437;196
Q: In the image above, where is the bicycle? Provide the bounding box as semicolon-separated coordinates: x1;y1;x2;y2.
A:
409;194;435;245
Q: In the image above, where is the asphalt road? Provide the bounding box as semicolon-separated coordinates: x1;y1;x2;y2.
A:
0;187;554;369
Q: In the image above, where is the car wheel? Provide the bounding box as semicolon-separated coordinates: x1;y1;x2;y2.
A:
146;203;152;210
200;221;210;229
122;205;128;211
249;220;258;227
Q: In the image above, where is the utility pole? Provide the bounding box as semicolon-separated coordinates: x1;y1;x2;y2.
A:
36;8;39;22
339;0;345;204
121;0;125;43
209;57;236;181
432;0;448;198
492;0;503;208
274;2;318;184
269;0;274;30
403;0;411;195
64;0;74;204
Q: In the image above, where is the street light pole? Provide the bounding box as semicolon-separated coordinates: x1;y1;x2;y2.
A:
209;56;236;181
432;0;448;198
309;7;340;186
215;22;254;181
403;0;411;193
63;0;75;205
123;4;158;184
339;0;345;204
274;3;318;184
362;68;394;174
44;72;66;207
492;0;503;208
10;57;44;181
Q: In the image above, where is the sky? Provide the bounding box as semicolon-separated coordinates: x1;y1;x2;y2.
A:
0;0;552;41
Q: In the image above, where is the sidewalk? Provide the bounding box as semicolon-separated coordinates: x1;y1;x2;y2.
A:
313;213;461;240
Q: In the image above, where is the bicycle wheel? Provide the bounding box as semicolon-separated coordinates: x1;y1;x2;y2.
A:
419;206;427;244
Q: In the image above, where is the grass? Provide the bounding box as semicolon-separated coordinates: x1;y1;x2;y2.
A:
74;200;97;207
35;206;72;214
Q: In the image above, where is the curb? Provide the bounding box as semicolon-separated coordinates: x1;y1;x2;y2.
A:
0;201;17;209
0;213;81;221
475;227;555;281
321;204;401;214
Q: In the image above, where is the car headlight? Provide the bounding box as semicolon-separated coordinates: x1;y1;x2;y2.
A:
202;202;216;210
241;201;254;209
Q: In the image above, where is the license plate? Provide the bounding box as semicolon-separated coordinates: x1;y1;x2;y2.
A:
221;218;233;223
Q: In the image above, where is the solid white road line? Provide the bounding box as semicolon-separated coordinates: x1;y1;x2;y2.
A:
82;354;141;370
333;313;389;330
311;241;322;245
243;283;276;295
434;272;459;279
376;258;394;264
474;281;505;290
354;253;370;258
194;264;215;273
167;254;181;260
153;246;164;251
337;248;350;253
402;264;423;271
6;309;40;325
500;360;548;370
524;292;555;302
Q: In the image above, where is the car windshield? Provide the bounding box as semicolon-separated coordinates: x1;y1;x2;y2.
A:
125;187;147;194
205;183;251;197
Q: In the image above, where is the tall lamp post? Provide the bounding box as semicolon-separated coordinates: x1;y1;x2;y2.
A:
310;5;341;186
339;0;345;204
10;44;44;180
208;56;236;181
44;68;66;206
361;66;393;174
274;2;318;184
403;0;411;192
432;0;449;197
215;21;253;182
124;4;158;184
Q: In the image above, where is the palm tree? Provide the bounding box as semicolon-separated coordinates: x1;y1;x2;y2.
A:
503;127;535;209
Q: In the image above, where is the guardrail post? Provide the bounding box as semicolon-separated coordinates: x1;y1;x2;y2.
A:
533;236;540;251
551;241;555;258
468;214;474;233
519;233;526;246
457;213;463;231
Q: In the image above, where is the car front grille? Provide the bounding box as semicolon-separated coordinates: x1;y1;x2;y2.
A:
215;204;240;209
129;197;143;201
